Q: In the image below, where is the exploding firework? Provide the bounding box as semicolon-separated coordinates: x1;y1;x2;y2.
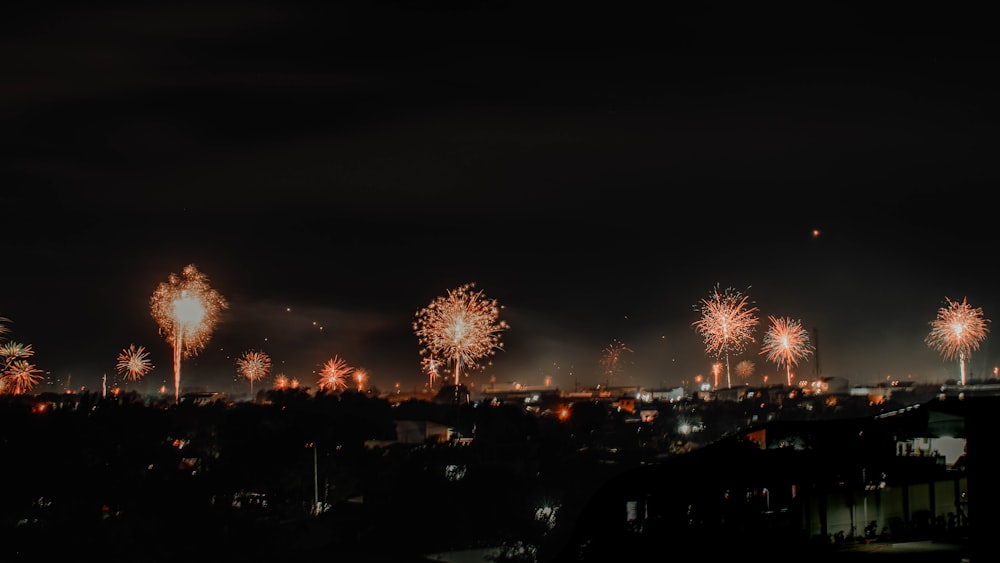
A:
274;374;290;390
150;264;228;403
926;296;990;386
236;349;272;397
735;359;756;382
3;359;43;395
760;316;815;387
413;282;509;389
317;355;354;392
600;339;633;388
117;344;154;383
692;284;759;389
0;338;42;395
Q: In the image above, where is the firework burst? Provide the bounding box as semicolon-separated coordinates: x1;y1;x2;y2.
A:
692;284;759;389
317;355;354;392
600;339;633;388
926;296;990;386
1;340;42;395
735;359;756;382
274;374;290;390
3;359;44;395
117;344;154;383
413;282;509;389
236;349;272;397
760;316;815;387
150;264;228;403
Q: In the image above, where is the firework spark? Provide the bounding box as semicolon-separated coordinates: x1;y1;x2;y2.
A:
926;296;990;386
236;350;272;397
692;284;759;389
317;355;354;392
117;344;154;383
413;282;509;389
760;316;815;387
150;264;228;403
600;339;633;388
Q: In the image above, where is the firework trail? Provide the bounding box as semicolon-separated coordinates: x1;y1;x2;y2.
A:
926;296;990;386
236;349;272;397
760;316;815;387
692;284;759;389
413;282;509;390
422;357;440;390
150;264;227;403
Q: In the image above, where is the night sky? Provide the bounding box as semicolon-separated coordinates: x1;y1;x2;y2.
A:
3;2;999;396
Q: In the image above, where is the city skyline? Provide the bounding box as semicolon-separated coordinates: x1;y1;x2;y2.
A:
4;3;999;395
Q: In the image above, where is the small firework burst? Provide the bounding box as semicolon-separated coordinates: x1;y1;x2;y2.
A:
117;344;154;382
274;374;290;390
4;359;44;395
236;350;272;395
760;316;814;386
413;282;509;388
317;355;354;392
600;339;632;388
926;296;990;386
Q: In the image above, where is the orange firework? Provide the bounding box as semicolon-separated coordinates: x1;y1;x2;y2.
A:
117;344;154;382
236;349;272;396
692;284;759;389
760;316;814;387
926;296;991;386
274;374;290;390
600;339;632;388
150;264;227;403
0;321;42;395
317;355;354;392
413;282;509;388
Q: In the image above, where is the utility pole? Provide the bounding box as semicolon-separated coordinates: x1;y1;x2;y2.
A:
312;442;319;515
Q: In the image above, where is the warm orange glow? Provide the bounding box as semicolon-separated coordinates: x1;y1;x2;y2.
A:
317;355;354;392
760;316;815;387
414;282;509;388
150;264;227;403
926;296;990;386
692;284;759;389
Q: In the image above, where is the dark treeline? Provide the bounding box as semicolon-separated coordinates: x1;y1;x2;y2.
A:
0;389;635;562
